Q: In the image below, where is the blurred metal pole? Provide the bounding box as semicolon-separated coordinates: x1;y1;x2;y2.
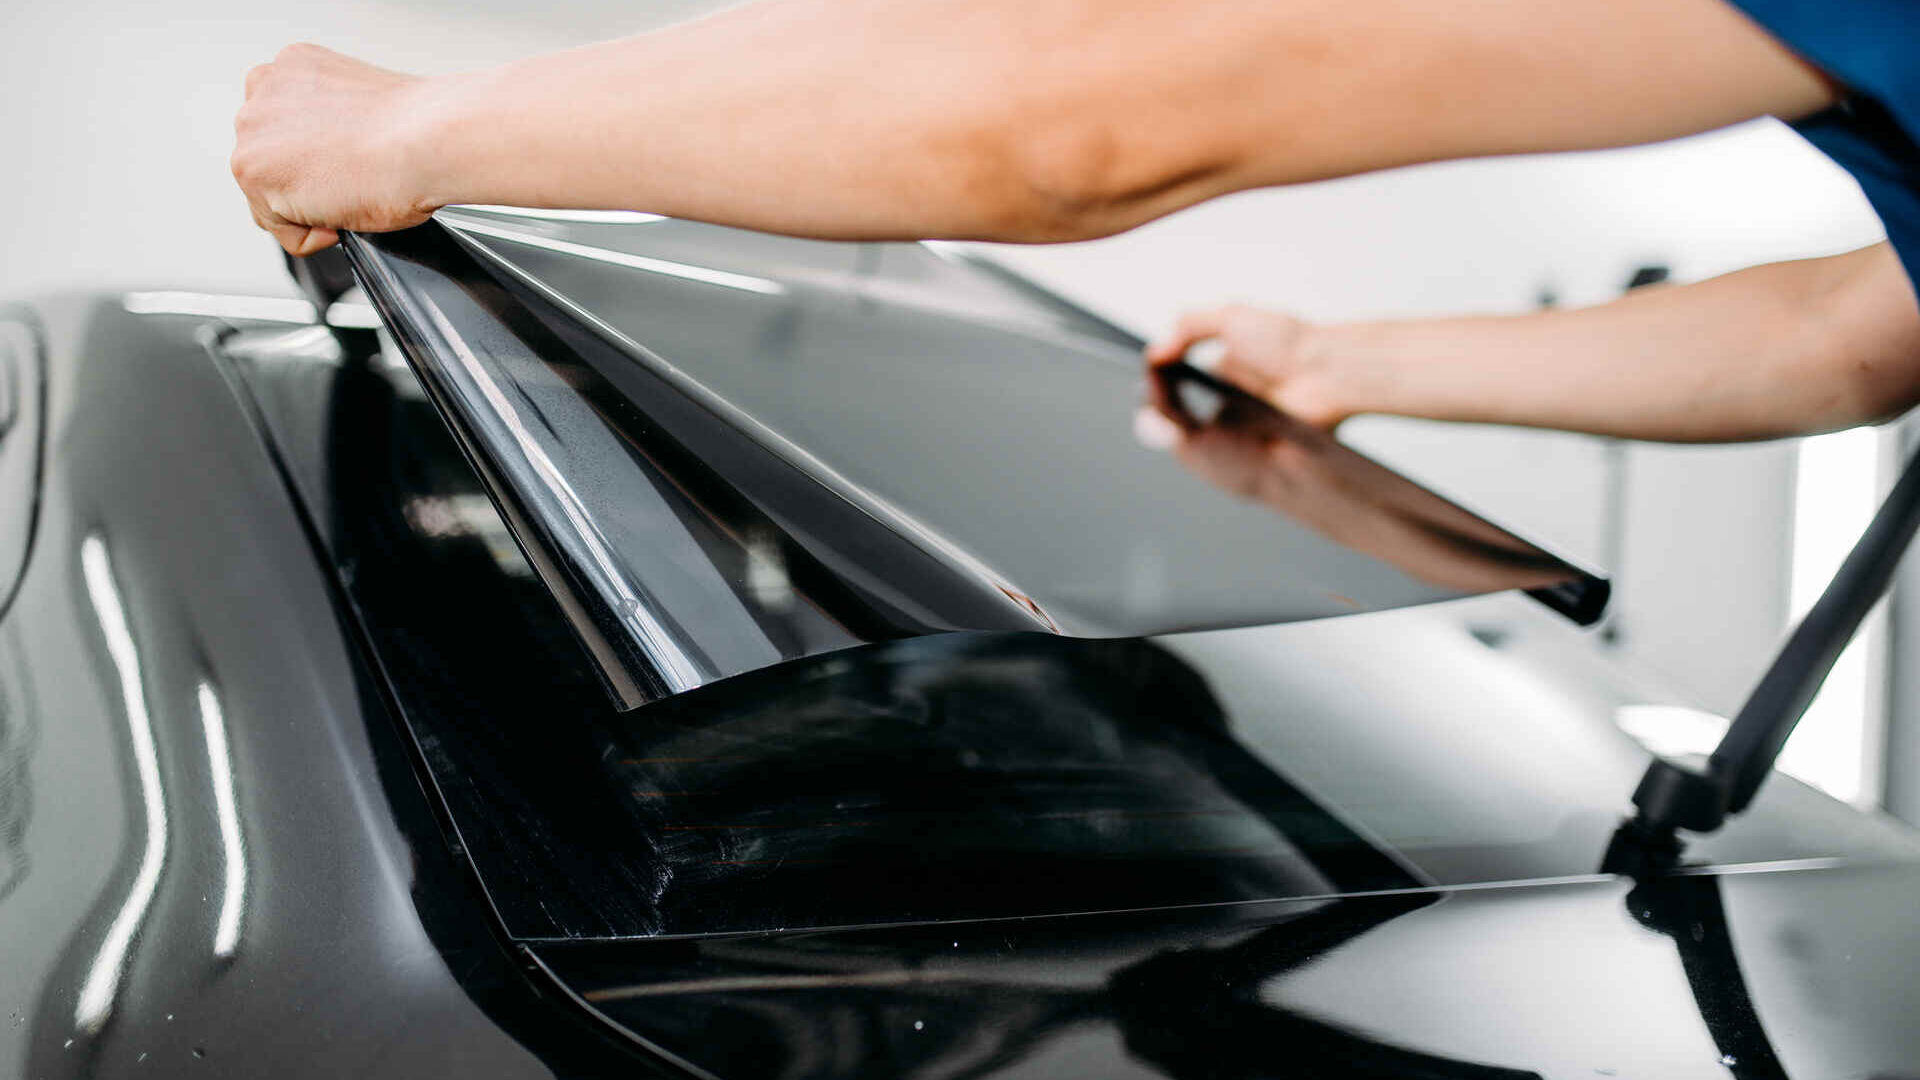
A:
1884;414;1920;825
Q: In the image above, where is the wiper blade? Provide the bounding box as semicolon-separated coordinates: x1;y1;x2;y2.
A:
1607;439;1920;870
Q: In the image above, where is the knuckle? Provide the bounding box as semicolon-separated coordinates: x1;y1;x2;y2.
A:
229;142;262;181
1217;356;1268;390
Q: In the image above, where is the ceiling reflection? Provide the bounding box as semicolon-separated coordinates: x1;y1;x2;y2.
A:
195;680;246;960
74;534;167;1035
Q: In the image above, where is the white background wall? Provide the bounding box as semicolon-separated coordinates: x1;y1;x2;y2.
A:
0;0;1899;803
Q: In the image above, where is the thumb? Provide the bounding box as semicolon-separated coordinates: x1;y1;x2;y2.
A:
275;224;340;256
1145;307;1233;366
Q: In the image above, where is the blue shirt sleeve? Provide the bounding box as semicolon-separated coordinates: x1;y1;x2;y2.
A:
1730;0;1920;285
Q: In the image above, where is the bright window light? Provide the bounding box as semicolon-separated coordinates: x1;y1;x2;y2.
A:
1614;703;1729;759
1781;426;1884;805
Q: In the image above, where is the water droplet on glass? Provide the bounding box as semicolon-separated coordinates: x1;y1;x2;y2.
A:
913;1020;924;1031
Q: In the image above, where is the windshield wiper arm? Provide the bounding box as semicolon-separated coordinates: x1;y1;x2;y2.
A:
1606;439;1920;871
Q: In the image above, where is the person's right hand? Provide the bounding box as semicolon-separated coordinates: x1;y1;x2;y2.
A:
232;44;446;255
1143;305;1351;431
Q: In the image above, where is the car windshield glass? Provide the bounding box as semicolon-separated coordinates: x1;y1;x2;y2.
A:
221;324;1920;942
602;633;1423;935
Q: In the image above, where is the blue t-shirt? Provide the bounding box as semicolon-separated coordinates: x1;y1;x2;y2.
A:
1732;0;1920;285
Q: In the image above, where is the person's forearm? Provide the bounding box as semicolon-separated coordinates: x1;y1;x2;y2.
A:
412;0;1261;239
403;0;1830;242
1310;244;1920;442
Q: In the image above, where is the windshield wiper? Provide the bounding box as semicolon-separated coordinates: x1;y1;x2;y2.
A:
1605;440;1920;873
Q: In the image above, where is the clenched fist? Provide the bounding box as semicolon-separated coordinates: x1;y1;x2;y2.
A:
232;44;448;255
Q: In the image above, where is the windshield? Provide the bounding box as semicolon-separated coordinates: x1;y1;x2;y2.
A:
220;321;1920;941
605;633;1421;934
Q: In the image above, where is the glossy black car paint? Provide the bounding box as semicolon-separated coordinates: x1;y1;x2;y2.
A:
0;299;665;1078
0;233;1917;1080
538;861;1920;1080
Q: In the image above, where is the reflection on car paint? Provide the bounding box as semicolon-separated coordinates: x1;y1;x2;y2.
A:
119;290;381;330
194;680;246;960
2;299;575;1080
74;534;167;1035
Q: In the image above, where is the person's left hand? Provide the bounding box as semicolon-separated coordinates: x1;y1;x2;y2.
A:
232;44;446;255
